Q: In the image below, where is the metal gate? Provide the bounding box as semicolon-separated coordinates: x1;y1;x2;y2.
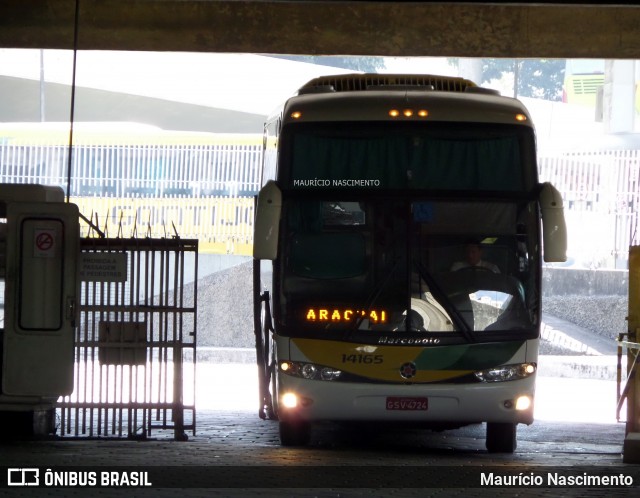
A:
57;237;198;440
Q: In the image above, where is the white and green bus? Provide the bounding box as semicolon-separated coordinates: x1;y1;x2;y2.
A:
253;74;567;453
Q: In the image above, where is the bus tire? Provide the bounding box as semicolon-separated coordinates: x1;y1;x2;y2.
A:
486;422;517;453
279;420;311;447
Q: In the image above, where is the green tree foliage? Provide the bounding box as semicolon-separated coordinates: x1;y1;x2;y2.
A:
450;58;566;101
484;59;565;101
269;55;386;72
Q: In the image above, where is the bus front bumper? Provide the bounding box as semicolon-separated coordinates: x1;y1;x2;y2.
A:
276;374;535;426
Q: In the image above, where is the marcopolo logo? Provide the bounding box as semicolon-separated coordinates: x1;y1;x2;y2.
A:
7;468;40;486
399;362;417;379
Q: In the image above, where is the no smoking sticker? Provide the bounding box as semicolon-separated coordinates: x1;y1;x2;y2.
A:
34;228;57;258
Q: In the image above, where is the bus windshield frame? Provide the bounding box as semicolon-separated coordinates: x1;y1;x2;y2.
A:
273;120;542;346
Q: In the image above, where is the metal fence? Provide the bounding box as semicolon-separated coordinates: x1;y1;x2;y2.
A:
0;128;262;198
75;195;254;256
4;125;640;265
57;237;198;440
539;148;640;268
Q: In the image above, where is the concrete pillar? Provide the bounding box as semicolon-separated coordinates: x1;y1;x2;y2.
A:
623;246;640;463
603;60;636;134
457;58;483;86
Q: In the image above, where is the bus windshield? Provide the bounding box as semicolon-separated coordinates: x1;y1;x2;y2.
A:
284;122;537;192
278;197;539;342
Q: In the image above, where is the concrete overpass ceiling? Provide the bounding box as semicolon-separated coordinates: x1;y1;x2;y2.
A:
2;1;640;59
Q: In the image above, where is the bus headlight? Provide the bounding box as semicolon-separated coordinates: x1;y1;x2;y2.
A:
515;395;532;411
301;364;318;379
320;367;341;381
281;392;298;409
280;361;342;381
474;363;536;382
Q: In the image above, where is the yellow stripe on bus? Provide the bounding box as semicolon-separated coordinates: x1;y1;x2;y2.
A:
291;338;472;383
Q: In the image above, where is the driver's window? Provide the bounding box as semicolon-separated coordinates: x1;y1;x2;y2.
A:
449;240;502;274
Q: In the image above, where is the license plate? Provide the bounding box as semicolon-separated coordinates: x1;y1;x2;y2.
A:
386;396;428;411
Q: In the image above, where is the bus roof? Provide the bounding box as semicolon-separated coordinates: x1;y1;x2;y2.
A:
297;73;477;94
281;89;533;127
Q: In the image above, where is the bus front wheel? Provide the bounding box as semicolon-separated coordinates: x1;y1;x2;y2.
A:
279;420;311;447
486;422;517;453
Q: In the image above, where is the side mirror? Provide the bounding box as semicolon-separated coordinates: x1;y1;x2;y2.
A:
539;182;567;263
253;180;282;260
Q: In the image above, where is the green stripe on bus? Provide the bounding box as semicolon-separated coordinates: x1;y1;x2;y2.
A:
414;341;525;371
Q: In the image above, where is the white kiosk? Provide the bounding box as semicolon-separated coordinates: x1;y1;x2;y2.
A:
0;184;79;435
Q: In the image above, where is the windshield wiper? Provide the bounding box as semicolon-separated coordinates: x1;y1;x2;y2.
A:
414;261;476;343
351;256;402;331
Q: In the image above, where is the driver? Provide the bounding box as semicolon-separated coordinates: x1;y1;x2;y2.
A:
450;240;500;273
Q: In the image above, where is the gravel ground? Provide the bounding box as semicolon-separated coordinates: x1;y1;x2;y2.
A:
195;261;254;347
190;261;628;355
542;294;628;342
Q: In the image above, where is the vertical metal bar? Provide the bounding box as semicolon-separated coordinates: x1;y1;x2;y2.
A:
618;332;624;422
119;145;125;198
131;246;138;437
158;246;166;432
147;246;155;435
106;278;117;434
89;276;100;436
99;279;107;436
44;142;52;185
192;243;198;435
116;364;122;436
172;247;183;440
196;144;204;196
76;284;84;437
176;145;182;193
137;242;144;437
162;246;169;429
143;246;149;435
85;275;91;436
156;244;165;428
117;259;124;437
72;261;80;435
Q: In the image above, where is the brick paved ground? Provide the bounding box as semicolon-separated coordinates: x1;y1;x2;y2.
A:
1;312;636;498
0;403;637;497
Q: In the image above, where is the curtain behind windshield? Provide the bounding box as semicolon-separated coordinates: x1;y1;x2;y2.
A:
410;137;521;190
291;133;523;191
292;134;407;187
